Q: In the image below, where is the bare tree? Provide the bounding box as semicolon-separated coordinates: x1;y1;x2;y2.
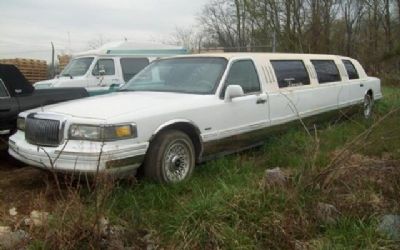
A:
87;34;110;50
340;0;365;56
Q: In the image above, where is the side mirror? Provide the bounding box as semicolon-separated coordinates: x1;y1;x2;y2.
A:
224;85;244;102
99;69;106;76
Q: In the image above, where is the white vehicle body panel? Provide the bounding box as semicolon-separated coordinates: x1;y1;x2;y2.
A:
34;41;187;90
10;53;382;176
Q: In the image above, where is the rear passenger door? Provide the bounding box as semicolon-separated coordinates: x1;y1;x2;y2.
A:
311;59;345;109
342;59;364;104
269;60;311;124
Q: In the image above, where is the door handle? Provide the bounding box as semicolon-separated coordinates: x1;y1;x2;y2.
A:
360;83;364;87
0;108;11;112
256;98;267;104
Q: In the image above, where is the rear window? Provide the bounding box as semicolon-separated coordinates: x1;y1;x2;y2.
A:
311;60;341;83
0;79;9;97
120;58;150;82
342;60;359;80
271;60;310;88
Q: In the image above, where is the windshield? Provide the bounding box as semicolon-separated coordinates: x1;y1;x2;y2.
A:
121;57;227;94
60;57;94;77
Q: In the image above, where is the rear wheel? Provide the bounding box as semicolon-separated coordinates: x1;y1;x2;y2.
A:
144;130;195;183
363;93;373;119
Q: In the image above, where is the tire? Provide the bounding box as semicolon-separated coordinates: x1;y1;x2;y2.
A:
363;93;373;119
144;130;195;183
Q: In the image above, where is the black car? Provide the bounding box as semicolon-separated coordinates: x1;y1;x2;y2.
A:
0;64;89;137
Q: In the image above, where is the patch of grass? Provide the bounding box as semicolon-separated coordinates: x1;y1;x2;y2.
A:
316;217;392;250
106;86;400;249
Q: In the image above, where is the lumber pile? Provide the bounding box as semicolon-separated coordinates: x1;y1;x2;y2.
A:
57;54;71;71
0;58;48;84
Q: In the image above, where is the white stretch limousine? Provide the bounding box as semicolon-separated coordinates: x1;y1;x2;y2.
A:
9;53;382;183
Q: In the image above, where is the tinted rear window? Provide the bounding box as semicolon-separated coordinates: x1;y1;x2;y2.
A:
311;60;341;83
120;58;150;82
271;60;310;88
342;60;359;80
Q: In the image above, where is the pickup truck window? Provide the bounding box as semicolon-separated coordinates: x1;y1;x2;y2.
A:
122;57;227;94
61;57;94;77
0;79;10;98
271;60;310;88
342;60;359;80
92;59;115;76
311;60;341;83
120;58;150;82
0;79;9;98
225;60;261;94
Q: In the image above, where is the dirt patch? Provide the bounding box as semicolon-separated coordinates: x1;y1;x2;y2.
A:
315;150;400;216
0;150;49;215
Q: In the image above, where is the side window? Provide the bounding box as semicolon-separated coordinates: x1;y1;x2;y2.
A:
342;60;359;80
311;60;341;84
92;59;115;76
225;60;261;94
0;79;9;98
270;60;310;88
120;58;150;82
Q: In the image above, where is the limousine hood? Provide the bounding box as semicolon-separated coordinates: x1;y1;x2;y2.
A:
32;92;207;120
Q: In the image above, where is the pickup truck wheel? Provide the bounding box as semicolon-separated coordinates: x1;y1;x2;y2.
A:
363;94;373;119
144;130;195;183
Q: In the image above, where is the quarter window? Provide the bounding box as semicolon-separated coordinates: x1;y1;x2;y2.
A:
311;60;341;83
342;60;359;80
120;58;149;82
225;60;261;94
0;79;9;98
92;59;115;76
271;60;310;88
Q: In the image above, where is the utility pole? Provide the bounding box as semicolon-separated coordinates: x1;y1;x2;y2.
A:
51;42;55;78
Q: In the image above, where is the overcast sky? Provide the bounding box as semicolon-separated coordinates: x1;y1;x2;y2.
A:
0;0;209;62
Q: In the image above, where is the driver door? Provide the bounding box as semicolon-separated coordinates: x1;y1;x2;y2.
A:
212;59;269;152
89;58;119;87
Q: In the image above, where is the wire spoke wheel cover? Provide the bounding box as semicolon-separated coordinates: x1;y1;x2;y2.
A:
163;139;191;182
144;129;195;183
363;94;373;119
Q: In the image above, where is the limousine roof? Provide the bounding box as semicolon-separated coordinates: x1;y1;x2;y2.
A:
172;52;367;80
176;52;353;61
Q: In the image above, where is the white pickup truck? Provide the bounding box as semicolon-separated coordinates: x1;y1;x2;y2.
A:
9;53;382;183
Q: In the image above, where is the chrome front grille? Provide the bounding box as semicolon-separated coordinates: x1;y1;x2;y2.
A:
25;115;62;147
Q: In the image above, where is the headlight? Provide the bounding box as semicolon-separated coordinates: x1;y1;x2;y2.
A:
69;124;101;140
69;124;137;141
17;117;25;131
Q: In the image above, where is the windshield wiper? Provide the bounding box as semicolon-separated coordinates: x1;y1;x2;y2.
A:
61;73;73;79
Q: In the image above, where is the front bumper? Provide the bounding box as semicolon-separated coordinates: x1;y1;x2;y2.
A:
8;131;148;177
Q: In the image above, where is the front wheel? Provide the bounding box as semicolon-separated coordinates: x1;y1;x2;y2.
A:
363;94;373;119
144;130;195;183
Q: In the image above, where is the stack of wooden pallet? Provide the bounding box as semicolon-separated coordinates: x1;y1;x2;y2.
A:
58;54;71;71
0;58;48;84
